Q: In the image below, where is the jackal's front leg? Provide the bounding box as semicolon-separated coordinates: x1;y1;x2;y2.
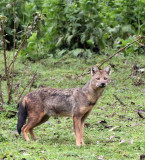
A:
80;121;85;145
80;110;92;145
73;115;83;146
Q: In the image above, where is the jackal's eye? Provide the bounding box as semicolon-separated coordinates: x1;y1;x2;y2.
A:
96;78;100;80
104;77;107;80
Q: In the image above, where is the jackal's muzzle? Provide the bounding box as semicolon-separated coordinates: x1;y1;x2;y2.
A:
99;83;106;88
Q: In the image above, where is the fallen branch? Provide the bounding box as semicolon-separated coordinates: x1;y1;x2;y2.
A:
135;110;145;119
137;111;144;119
128;34;145;47
136;41;145;47
74;36;145;78
98;36;145;68
113;94;127;107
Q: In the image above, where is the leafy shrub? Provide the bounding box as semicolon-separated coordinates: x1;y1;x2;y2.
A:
0;0;43;50
1;0;145;59
41;0;104;57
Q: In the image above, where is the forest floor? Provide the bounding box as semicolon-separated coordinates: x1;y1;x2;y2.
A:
0;53;145;160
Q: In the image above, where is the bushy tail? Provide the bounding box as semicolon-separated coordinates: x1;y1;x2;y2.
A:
17;101;27;134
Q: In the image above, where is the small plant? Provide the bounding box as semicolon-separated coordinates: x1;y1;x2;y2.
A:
0;3;44;107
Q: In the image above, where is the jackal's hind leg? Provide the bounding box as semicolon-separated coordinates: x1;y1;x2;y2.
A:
22;119;40;141
22;124;30;141
29;129;38;140
22;111;45;141
29;115;50;140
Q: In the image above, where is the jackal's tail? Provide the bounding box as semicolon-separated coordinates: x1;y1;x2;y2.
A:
17;101;27;134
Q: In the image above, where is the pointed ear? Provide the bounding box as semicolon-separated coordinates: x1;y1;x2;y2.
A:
91;66;99;76
105;66;111;75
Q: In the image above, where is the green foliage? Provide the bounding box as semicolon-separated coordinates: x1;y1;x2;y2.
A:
29;0;145;59
41;0;104;57
0;0;43;50
1;0;145;59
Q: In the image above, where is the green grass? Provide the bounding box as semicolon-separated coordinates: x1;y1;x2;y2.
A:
0;52;145;160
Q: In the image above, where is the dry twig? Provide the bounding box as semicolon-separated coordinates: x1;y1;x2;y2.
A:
17;72;37;103
0;22;11;103
113;94;127;107
137;111;144;119
74;36;145;78
98;36;145;68
28;73;37;92
0;77;5;109
9;1;16;103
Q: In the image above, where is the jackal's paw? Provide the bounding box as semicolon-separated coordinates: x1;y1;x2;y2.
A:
25;138;30;142
76;142;85;147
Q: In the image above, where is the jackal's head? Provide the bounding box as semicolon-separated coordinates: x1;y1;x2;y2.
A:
90;66;111;90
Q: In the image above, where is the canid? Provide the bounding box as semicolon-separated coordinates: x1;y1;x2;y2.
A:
17;66;111;146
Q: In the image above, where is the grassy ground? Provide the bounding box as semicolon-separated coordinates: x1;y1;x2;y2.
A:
0;52;145;160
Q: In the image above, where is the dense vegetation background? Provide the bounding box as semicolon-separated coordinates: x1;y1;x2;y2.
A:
0;0;145;159
1;0;145;60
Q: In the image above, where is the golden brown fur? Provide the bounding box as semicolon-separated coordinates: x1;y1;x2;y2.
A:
17;66;111;146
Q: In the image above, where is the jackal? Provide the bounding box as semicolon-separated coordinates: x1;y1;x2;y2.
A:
17;66;111;146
